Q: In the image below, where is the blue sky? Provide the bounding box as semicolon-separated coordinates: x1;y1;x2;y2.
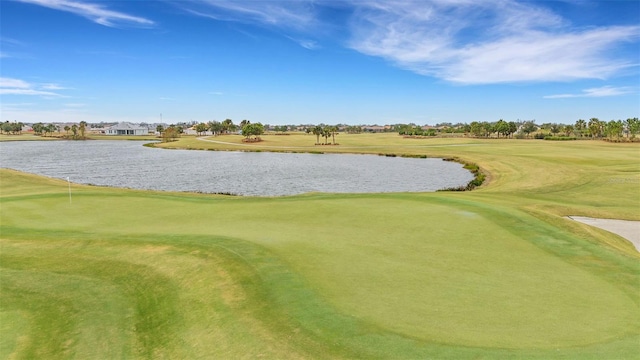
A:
1;0;639;125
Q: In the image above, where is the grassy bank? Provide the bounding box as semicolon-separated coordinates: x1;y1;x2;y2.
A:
1;135;639;359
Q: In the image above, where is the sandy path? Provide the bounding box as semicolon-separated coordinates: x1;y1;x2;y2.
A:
568;216;640;252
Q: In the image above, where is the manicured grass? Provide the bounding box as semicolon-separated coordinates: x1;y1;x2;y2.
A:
1;135;639;359
0;133;61;141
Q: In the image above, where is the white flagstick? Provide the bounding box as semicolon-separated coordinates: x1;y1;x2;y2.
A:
67;177;72;204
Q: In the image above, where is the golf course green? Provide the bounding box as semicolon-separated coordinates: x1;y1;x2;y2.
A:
1;134;639;359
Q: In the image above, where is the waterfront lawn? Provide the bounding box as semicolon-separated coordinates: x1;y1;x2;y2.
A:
1;135;639;359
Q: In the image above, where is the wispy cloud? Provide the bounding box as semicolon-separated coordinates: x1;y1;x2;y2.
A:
286;36;320;50
16;0;154;28
544;86;635;99
182;0;317;31
0;78;31;89
1;37;31;59
174;1;639;83
41;83;71;90
0;77;66;97
348;1;640;84
178;0;322;48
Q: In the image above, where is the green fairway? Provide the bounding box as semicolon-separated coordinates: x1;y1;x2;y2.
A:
1;135;639;359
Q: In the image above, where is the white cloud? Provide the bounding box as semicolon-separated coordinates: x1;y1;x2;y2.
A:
16;0;154;28
0;88;62;96
40;83;70;90
348;1;640;84
544;86;635;99
0;77;31;89
0;77;66;97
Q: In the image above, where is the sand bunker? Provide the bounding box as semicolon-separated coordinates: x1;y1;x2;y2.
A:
567;216;640;252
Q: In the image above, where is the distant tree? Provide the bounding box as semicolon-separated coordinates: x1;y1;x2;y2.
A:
312;125;323;144
239;119;250;129
209;121;223;136
71;124;78;139
274;125;288;133
575;119;586;137
222;119;235;134
346;125;362;134
64;125;71;135
469;121;484;137
506;121;517;138
2;121;22;135
242;122;264;141
494;119;509;138
162;126;179;142
625;117;639;138
79;121;87;139
563;124;574;137
1;121;12;134
521;121;537;138
605;120;623;140
549;123;561;136
322;126;332;144
329;125;339;144
482;122;493;137
588;118;602;138
194;122;208;135
156;124;164;135
43;123;56;137
32;122;44;135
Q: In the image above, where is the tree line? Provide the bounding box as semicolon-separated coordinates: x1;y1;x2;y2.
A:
1;121;89;139
158;119;265;143
1;121;24;135
306;125;339;145
396;118;639;140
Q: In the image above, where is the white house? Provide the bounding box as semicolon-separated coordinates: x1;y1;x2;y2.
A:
104;122;149;136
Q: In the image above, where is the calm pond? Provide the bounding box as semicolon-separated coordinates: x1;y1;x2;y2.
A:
0;140;473;196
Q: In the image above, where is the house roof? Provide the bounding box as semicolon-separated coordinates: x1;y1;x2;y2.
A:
107;122;147;130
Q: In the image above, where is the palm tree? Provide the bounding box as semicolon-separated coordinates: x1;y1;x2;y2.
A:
588;118;601;138
312;125;323;144
79;121;87;139
64;125;70;135
222;119;235;134
575;119;586;137
625;117;639;138
330;126;338;144
606;120;623;140
322;126;332;144
563;124;574;137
